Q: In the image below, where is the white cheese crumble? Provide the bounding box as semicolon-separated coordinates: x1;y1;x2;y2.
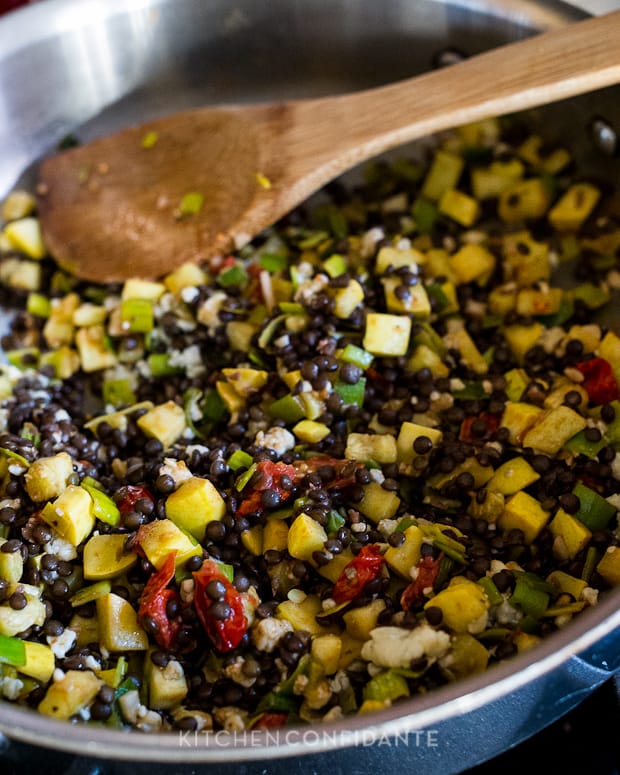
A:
43;532;78;561
360;624;451;669
197;291;227;333
47;627;77;659
254;426;295;455
214;706;247;733
294;273;329;304
0;676;24;700
251;617;293;652
168;344;205;378
158;457;192;488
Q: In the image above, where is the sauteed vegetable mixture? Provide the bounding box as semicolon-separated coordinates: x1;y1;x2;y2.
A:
0;116;619;733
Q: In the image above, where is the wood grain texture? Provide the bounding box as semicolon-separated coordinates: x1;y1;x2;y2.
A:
37;9;620;282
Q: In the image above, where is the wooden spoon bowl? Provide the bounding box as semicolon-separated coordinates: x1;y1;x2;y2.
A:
36;10;620;283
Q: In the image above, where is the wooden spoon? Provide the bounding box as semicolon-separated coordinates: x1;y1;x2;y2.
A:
37;10;620;283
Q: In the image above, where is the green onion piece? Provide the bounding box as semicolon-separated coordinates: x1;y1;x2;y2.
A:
0;634;26;667
543;601;586;617
425;283;452;314
451;381;487;400
141;131;159;149
564;430;606;459
147;353;184;377
257;314;286;349
411;197;438;234
259;253;289;272
333;377;366;408
297;230;329;249
326;510;346;534
570;282;610;309
235;463;257;493
581;546;600;584
338;344;374;370
510;574;550;619
218;264;248;288
102;378;136;408
202;388;227;424
277;302;304;315
112;656;128;688
0;525;8;540
26;292;51;318
477;575;503;606
478;627;512;641
178;191;204;216
227;449;254;471
395;517;417;533
572;481;617;531
82;482;121;526
211;559;235;583
82;476;104;491
70;580;112;608
120;298;154;333
0;447;30;471
323;253;347;278
6;348;40;370
269;394;305;423
363;669;409;702
539;297;574;327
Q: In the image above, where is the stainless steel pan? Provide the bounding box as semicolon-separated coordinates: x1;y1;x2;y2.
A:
0;1;619;771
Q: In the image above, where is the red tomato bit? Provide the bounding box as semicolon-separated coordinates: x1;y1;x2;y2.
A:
575;357;620;405
253;712;289;729
193;560;248;651
400;554;441;611
332;544;385;604
116;484;155;516
138;552;181;649
236;460;297;517
459;412;501;443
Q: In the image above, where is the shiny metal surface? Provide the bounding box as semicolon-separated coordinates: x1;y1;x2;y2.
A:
1;0;619;768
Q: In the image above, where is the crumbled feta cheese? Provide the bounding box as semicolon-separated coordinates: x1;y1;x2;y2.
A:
493;599;522;626
368;468;385;484
0;676;24;700
47;627;77;659
180;286;200;304
158;457;192;488
197;291;227;333
118;690;163;732
163;659;185;682
251;617;293;652
43;532;77;561
254;426;295;456
83;655;102;671
360;227;385;259
180;578;195;604
294;273;329;304
214;706;247;733
377;519;399;539
582;587;599;606
168;344;205;378
224;657;257;688
361;624;450;669
328;670;351;694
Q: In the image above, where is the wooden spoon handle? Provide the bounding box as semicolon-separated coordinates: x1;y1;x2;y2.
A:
283;9;620;178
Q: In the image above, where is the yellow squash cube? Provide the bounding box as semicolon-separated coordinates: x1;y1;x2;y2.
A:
498;491;550;545
363;313;412;357
83;533;138;580
136;518;202;570
137;400;187;449
41;485;94;546
287;513;327;562
165;476;226;542
96;593;149;652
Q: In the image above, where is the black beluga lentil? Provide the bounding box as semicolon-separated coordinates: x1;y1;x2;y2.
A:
0;114;619;733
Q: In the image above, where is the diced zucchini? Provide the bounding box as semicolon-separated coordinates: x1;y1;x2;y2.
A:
40;485;95;546
137;400;187;448
83;533;137;580
38;670;102;720
345;433;397;464
287;514;328;562
96;593;149;652
521;406;587;455
384;524;423;579
165;476;226;542
548;183;600;231
486;457;540;495
498;491;550;544
23;452;74;502
424;577;489;633
363;313;412;357
596;546;620;585
549;508;592;561
355;481;400;522
135;519;202;570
